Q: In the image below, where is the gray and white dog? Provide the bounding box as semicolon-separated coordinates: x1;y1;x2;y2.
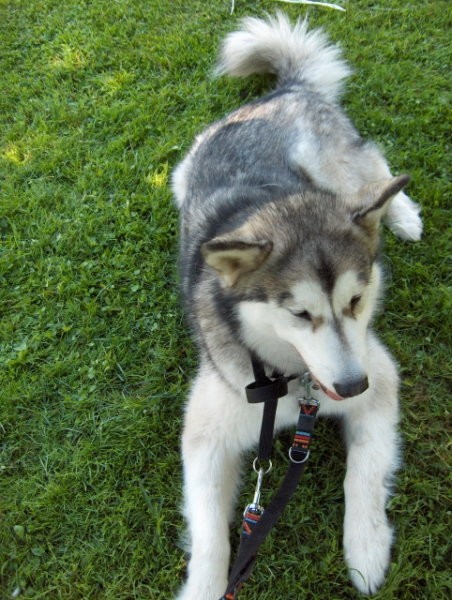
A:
172;13;422;599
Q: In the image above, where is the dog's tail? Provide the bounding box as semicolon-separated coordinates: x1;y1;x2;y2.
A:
215;12;351;102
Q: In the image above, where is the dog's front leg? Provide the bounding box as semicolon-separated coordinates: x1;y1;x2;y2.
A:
342;350;400;595
177;368;245;600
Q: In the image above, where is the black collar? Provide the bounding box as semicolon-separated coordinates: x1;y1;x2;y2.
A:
245;354;299;404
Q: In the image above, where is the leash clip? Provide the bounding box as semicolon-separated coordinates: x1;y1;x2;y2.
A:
242;467;266;536
300;371;320;407
244;463;268;517
251;466;264;510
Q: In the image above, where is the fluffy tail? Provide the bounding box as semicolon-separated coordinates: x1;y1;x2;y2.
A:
215;12;351;102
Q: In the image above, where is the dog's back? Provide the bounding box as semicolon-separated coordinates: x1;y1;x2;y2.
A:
173;13;351;209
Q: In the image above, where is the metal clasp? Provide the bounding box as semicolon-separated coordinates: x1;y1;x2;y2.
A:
251;466;264;509
299;371;320;408
244;458;272;516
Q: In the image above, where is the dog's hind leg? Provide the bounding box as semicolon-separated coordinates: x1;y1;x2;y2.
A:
349;142;423;241
177;364;253;600
289;129;423;240
342;337;400;595
383;190;423;241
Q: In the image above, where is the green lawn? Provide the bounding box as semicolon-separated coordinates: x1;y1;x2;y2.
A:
0;0;450;598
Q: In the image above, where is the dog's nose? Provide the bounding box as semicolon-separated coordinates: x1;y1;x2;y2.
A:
333;376;369;398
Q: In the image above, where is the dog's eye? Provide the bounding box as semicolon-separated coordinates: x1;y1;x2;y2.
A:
350;295;361;311
292;310;312;321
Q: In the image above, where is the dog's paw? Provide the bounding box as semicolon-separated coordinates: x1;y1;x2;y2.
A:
384;192;423;241
344;516;393;595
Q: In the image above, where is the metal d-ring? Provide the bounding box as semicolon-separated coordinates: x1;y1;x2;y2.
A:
252;457;273;475
288;447;310;464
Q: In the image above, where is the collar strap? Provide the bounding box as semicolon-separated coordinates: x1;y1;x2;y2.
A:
245;354;298;404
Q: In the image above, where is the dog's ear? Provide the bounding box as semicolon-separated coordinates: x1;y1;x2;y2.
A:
201;238;273;286
352;175;410;233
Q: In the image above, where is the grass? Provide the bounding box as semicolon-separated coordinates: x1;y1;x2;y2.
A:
0;0;450;598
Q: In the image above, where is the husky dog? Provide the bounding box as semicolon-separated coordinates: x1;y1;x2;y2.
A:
172;13;422;599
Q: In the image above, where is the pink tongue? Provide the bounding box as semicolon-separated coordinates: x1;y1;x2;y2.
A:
324;387;344;401
314;379;344;401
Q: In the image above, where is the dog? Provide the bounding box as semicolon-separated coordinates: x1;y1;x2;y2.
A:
172;13;422;599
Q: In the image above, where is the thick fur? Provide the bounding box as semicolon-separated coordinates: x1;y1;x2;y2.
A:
173;13;422;599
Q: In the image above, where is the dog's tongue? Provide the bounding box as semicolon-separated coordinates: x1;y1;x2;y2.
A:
323;387;344;401
314;379;344;401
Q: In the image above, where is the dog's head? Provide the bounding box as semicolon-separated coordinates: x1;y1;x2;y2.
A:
201;176;408;400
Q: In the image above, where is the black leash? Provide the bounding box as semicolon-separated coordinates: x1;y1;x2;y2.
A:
246;355;289;461
219;358;319;600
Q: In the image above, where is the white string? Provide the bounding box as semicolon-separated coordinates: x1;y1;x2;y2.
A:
231;0;346;15
276;0;346;12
